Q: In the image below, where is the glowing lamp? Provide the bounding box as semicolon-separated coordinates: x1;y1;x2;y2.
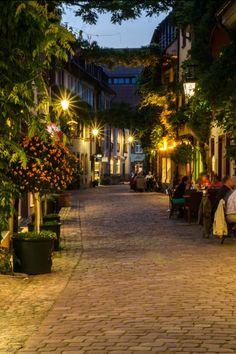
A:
61;99;69;111
92;128;99;137
183;81;196;98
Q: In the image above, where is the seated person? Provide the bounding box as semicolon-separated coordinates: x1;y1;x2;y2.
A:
172;176;189;204
212;175;235;217
210;174;222;188
226;187;236;224
197;172;211;188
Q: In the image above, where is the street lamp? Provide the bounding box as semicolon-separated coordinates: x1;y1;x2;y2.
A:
128;135;134;143
183;64;197;99
91;128;99;137
61;98;70;111
183;81;196;98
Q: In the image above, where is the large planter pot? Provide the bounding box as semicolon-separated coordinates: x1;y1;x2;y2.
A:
46;195;60;214
40;223;61;251
43;214;61;223
12;237;53;275
58;192;71;208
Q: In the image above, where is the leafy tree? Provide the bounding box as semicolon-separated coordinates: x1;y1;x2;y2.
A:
172;0;236;166
170;143;194;165
9;136;77;232
0;0;74;230
70;1;173;25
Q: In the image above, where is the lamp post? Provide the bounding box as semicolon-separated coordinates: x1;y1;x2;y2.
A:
127;135;134;175
90;125;101;186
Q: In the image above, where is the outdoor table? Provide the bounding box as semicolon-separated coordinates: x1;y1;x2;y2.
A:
183;191;203;223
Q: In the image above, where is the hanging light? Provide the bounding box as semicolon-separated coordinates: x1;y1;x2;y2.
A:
183;81;196;98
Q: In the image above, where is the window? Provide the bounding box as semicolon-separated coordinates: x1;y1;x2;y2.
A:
115;160;120;174
135;144;143;154
109;77;137;85
161;157;171;183
110;160;114;174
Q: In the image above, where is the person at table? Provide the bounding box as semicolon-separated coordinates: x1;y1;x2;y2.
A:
210;173;222;188
197;172;211;188
212;175;235;217
172;176;189;204
225;180;236;223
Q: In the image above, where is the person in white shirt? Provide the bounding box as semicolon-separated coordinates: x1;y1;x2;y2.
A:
226;188;236;223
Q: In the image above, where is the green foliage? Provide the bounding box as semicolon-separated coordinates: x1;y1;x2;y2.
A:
78;41;162;67
14;230;57;240
0;1;75;232
172;0;236;142
72;0;173;25
167;108;189;130
9;135;77;195
98;102;135;129
0;177;19;231
42;220;61;225
186;91;213;144
226;143;236;160
172;0;225;69
171;143;194;165
150;125;164;149
0;247;13;274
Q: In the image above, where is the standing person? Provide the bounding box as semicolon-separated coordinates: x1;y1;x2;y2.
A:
212;175;235;217
145;171;154;191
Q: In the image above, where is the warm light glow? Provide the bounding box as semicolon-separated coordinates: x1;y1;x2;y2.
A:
92;128;99;137
159;138;176;151
128;136;134;143
67;120;78;125
61;99;70;111
168;141;177;149
183;82;196;98
160;139;168;151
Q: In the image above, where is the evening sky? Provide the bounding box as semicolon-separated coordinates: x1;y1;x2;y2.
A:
62;6;168;48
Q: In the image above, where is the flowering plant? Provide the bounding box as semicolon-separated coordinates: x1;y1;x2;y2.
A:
10;135;77;195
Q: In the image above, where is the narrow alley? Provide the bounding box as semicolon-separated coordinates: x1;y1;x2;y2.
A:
2;185;236;354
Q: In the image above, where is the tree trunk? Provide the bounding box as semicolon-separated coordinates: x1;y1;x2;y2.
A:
8;198;15;236
43;194;48;216
33;192;41;233
13;198;19;233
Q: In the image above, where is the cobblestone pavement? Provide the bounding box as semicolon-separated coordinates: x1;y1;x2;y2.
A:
1;185;236;354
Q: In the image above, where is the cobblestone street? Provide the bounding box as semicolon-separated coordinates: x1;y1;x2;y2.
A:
1;185;236;353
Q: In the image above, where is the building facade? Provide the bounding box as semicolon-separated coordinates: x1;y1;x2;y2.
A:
104;66;145;180
51;57;114;186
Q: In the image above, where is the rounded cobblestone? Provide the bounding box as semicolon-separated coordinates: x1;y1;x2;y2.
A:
1;185;236;353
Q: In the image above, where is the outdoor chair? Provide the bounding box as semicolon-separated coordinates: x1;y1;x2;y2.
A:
168;189;185;219
184;191;203;223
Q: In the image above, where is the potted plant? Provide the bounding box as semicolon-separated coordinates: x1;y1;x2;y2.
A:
40;219;62;251
28;214;61;252
43;213;61;222
28;217;61;251
9;135;77;272
12;230;56;275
